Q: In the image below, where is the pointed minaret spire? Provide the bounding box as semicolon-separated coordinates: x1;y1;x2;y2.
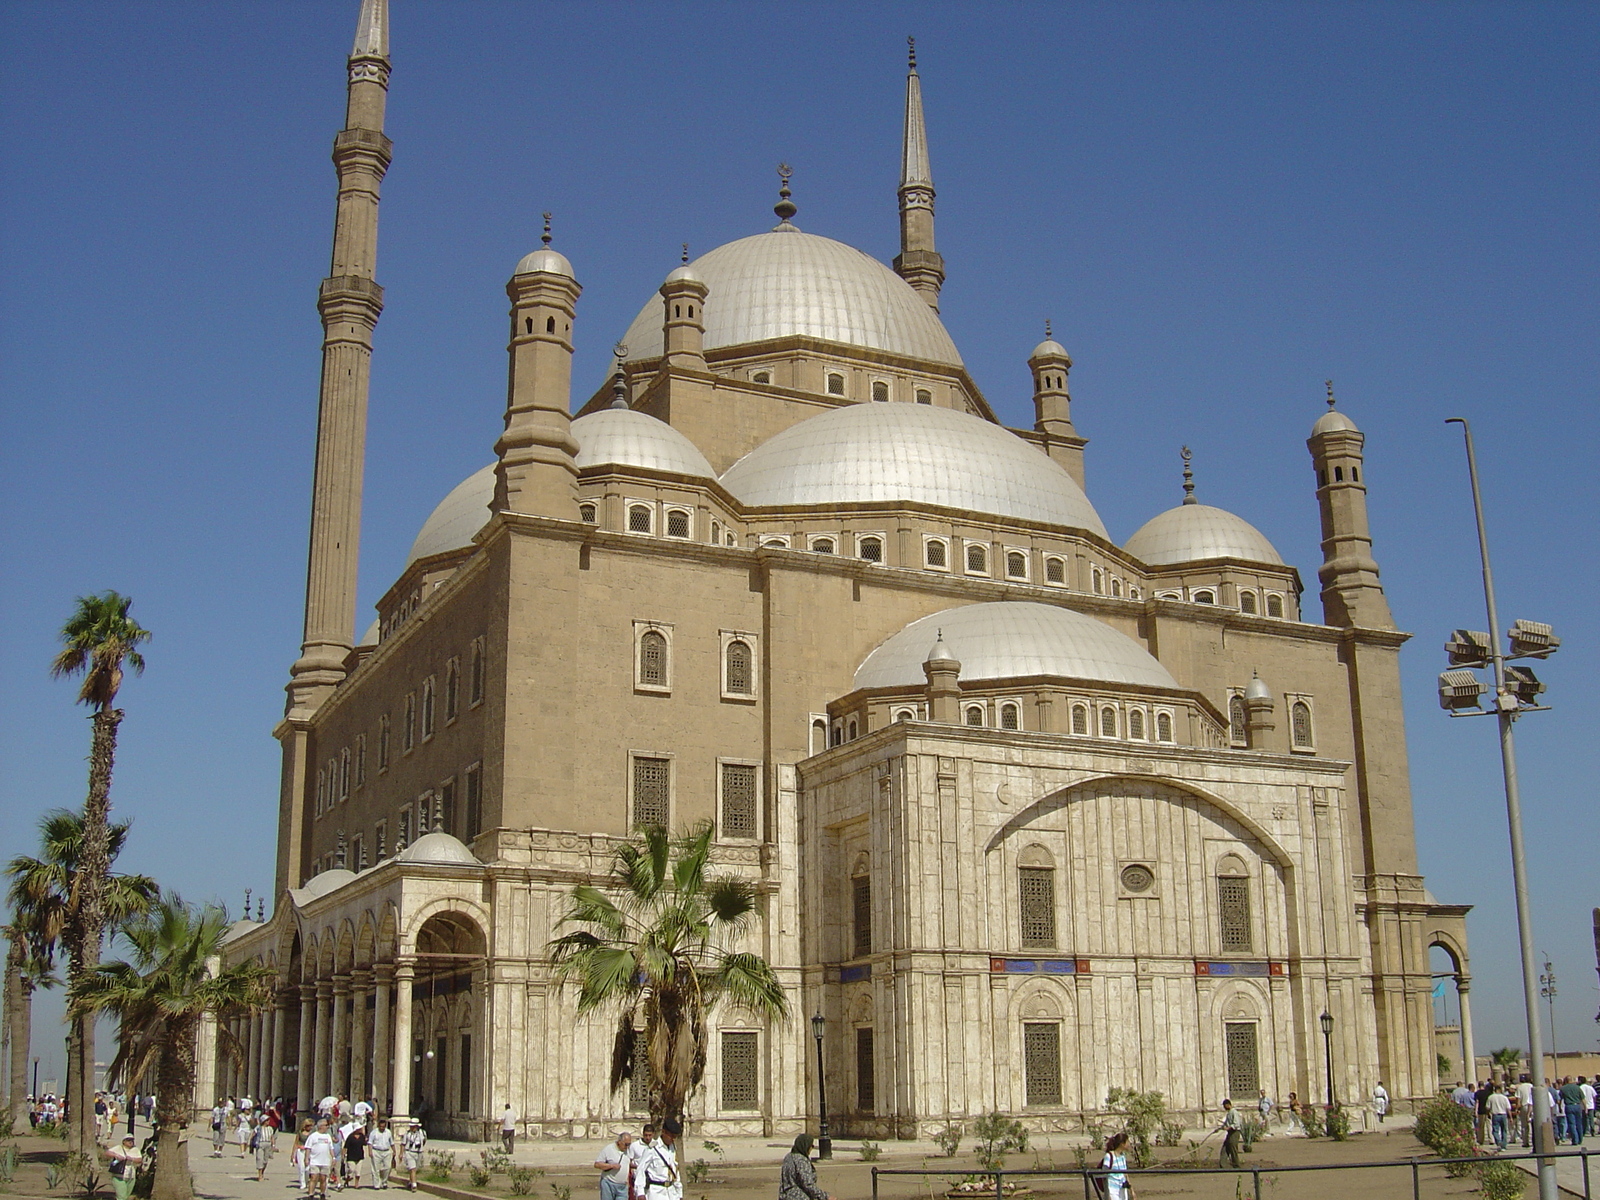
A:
894;36;945;311
351;0;388;58
1181;446;1197;504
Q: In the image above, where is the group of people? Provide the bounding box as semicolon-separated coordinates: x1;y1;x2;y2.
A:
204;1092;427;1195
590;1119;698;1200
1451;1074;1597;1150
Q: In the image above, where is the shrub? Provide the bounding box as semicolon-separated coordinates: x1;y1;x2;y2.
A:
0;1112;13;1140
1157;1120;1185;1147
1324;1106;1350;1142
425;1150;456;1183
1300;1106;1324;1138
1476;1159;1527;1200
507;1165;540;1196
859;1141;882;1162
1413;1096;1478;1176
1104;1088;1169;1168
934;1122;963;1158
683;1159;711;1185
971;1112;1029;1173
45;1163;63;1190
552;1185;572;1200
481;1148;513;1175
469;1165;492;1188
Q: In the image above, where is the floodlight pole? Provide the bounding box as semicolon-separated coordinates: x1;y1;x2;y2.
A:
1446;417;1557;1200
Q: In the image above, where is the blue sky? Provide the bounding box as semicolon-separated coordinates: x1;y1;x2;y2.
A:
2;1;1595;1085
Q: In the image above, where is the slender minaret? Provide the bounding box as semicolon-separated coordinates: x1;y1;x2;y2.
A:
287;0;391;716
1307;382;1394;629
893;37;945;310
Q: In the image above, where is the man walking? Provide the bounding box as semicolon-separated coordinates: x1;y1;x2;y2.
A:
594;1131;633;1200
1560;1077;1585;1146
627;1125;657;1200
401;1118;428;1192
1486;1084;1511;1150
1516;1075;1534;1147
501;1105;518;1155
367;1118;395;1189
1372;1081;1389;1124
1218;1099;1242;1169
638;1118;682;1200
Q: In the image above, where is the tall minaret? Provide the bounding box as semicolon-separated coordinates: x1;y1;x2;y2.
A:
893;38;945;310
1307;383;1394;629
286;0;392;716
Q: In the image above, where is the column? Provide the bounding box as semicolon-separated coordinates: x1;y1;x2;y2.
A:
371;965;392;1114
246;1013;262;1099
1456;977;1476;1083
193;1006;218;1118
296;984;316;1112
330;975;352;1098
313;981;333;1103
389;960;414;1120
350;970;371;1101
269;993;289;1102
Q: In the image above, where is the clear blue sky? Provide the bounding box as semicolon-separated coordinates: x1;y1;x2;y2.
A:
2;1;1595;1086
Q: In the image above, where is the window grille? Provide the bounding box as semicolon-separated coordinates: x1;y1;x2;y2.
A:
1224;1022;1260;1098
826;373;845;396
316;769;326;815
966;544;987;573
812;538;834;554
579;503;597;523
1000;703;1020;730
629;1030;651;1110
378;715;390;770
1291;701;1313;748
1071;705;1089;735
1045;557;1065;584
1100;707;1117;737
666;510;691;538
1111;577;1122;597
1157;712;1174;742
1019;867;1055;947
1240;591;1258;614
721;763;758;838
1229;697;1247;744
1193;590;1215;604
403;694;416;751
421;677;436;738
965;706;985;727
1022;1023;1062;1106
1092;569;1103;594
340;748;351;800
925;540;947;568
726;640;753;694
1006;551;1027;578
354;735;366;787
752;370;771;384
464;764;482;839
915;388;932;404
632;757;670;829
639;631;667;686
855;1028;875;1111
1266;594;1285;618
470;638;485;705
1218;876;1252;952
444;659;460;720
852;875;872;957
858;537;882;562
628;505;652;533
721;1031;759;1110
872;381;889;402
1128;709;1145;739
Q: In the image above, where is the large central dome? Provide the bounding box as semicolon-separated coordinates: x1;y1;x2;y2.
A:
619;228;963;366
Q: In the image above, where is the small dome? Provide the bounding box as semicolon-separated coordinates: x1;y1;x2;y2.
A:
397;831;480;867
296;868;357;901
221;918;260;943
359;618;380;647
619;230;962;366
1124;503;1283;567
720;403;1107;537
925;633;958;665
514;247;574;278
1312;408;1360;436
854;602;1178;691
407;464;496;567
1030;338;1070;360
1245;674;1272;701
571;409;715;478
664;264;703;285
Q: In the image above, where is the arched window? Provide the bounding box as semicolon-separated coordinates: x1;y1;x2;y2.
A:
1335;466;1344;481
725;640;753;695
1318;469;1329;486
639;631;668;687
628;504;652;534
1045;557;1065;584
1229;696;1247;744
1266;594;1285;618
1110;577;1122;597
826;372;846;396
1352;466;1360;481
1128;709;1145;739
752;370;771;384
546;316;555;333
760;536;788;548
1239;590;1258;615
1006;551;1027;579
525;317;533;335
726;531;736;546
871;380;889;402
1291;701;1314;749
579;502;597;523
1193;589;1215;604
710;520;720;543
966;543;988;573
1071;704;1089;735
1156;711;1174;742
1100;707;1117;737
811;538;835;554
1018;854;1056;948
687;305;695;318
915;388;932;405
1000;702;1020;731
847;719;858;740
1129;586;1141;600
925;540;947;569
965;705;986;727
1092;568;1104;594
894;708;915;722
851;864;872;957
1217;860;1251;953
811;718;827;755
831;723;843;747
665;509;691;538
858;536;883;563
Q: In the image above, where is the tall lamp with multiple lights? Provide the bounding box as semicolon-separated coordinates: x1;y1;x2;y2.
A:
1438;417;1561;1200
810;1013;832;1160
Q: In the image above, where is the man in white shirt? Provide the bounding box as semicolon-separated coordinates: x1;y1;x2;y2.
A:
210;1103;227;1157
1581;1078;1596;1137
1486;1084;1513;1150
1516;1077;1535;1147
594;1131;633;1200
401;1120;428;1192
638;1119;681;1200
1372;1082;1389;1123
627;1125;656;1200
500;1105;518;1155
353;1098;373;1122
304;1119;337;1200
366;1118;395;1189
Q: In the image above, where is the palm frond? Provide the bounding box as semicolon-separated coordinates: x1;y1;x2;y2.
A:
703;877;757;927
702;952;789;1021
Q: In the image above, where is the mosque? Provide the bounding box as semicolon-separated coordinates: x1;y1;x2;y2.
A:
207;0;1476;1141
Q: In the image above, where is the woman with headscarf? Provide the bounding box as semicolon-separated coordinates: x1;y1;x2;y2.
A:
778;1135;830;1200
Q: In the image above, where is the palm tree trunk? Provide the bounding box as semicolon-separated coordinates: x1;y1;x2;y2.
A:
151;1015;198;1200
70;706;122;1153
2;943;15;1121
5;938;32;1121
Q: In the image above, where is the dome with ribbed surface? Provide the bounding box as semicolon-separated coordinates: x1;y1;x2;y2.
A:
720;402;1106;536
396;832;480;866
854;602;1178;691
1123;503;1283;567
619;229;962;366
406;464;496;567
570;409;715;478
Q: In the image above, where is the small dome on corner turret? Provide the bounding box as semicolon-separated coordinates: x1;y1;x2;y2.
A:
1029;337;1069;361
1245;673;1272;702
1311;408;1359;436
664;263;703;285
514;247;575;279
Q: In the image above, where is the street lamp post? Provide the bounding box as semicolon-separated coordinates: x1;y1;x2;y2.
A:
1319;1010;1335;1109
1540;958;1558;1071
1439;417;1561;1200
810;1012;832;1160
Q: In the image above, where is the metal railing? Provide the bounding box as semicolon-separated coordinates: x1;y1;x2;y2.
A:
872;1147;1596;1200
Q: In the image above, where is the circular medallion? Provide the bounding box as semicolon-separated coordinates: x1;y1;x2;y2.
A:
1121;864;1155;893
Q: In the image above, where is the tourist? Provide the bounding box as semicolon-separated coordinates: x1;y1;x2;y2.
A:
1095;1132;1131;1200
211;1100;228;1157
1372;1081;1389;1124
1561;1077;1585;1146
107;1134;142;1200
1516;1075;1534;1147
401;1118;428;1192
95;1093;109;1144
293;1119;314;1195
238;1104;254;1157
638;1117;681;1200
354;1096;374;1123
1218;1099;1242;1169
1474;1080;1492;1145
501;1104;518;1155
1257;1089;1273;1129
344;1118;368;1189
1486;1084;1511;1150
1451;1081;1474;1111
1285;1091;1302;1134
305;1119;337;1200
1580;1077;1596;1138
778;1134;829;1200
594;1131;633;1200
367;1118;395;1189
628;1125;657;1200
255;1115;275;1182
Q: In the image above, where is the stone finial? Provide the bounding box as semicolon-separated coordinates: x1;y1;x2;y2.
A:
1326;379;1336;409
257;898;266;922
610;343;629;409
774;163;798;225
244;887;252;919
1181;446;1196;505
336;830;348;869
681;243;690;265
541;212;553;248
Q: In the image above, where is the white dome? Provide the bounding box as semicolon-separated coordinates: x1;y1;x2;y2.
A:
1123;503;1283;567
397;832;480;867
1312;408;1360;436
407;464;496;567
295;868;357;901
854;602;1179;691
514;247;574;278
720;403;1107;536
1030;338;1069;360
571;409;715;478
619;229;962;366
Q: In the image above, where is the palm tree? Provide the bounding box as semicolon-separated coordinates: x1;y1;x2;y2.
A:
549;821;788;1123
71;895;270;1200
6;810;156;1141
1489;1046;1523;1084
3;910;57;1124
50;590;151;1151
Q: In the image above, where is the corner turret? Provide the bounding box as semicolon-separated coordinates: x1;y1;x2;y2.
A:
1307;383;1393;629
1029;323;1087;487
